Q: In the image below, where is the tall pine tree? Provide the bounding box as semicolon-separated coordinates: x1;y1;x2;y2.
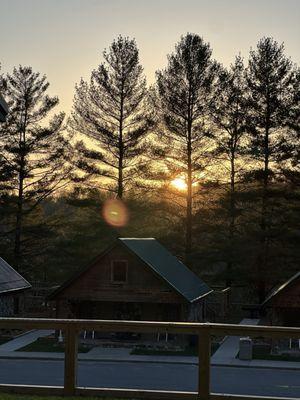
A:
156;33;219;266
0;68;13;206
246;37;297;301
207;56;250;285
70;36;154;198
0;66;71;272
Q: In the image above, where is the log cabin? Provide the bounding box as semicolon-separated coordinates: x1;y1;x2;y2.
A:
49;238;212;323
0;257;31;316
262;271;300;327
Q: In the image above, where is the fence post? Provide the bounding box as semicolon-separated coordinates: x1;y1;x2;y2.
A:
198;326;211;400
64;326;78;395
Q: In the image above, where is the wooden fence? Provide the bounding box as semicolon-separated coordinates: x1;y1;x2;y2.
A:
0;318;299;400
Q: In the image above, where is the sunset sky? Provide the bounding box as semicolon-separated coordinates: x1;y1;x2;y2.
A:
1;0;300;114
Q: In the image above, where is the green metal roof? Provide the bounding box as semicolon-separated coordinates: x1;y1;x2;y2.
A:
119;238;212;302
0;257;31;294
262;271;300;306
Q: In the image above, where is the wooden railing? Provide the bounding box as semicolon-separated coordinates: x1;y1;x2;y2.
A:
0;318;299;400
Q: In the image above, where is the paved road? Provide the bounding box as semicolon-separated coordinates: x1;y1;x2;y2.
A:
0;359;299;398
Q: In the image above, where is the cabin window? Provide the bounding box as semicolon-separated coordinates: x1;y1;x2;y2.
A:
111;260;128;283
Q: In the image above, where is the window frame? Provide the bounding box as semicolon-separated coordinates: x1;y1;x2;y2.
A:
111;259;128;284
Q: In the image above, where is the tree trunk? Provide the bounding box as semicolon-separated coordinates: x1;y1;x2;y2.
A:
14;139;25;271
257;111;270;303
14;102;28;271
117;82;125;199
185;118;193;266
227;151;236;287
117;146;123;199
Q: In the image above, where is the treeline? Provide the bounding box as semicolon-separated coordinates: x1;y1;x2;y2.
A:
0;34;299;302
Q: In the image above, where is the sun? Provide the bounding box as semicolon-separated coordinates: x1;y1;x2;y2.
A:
171;177;187;191
171;176;200;190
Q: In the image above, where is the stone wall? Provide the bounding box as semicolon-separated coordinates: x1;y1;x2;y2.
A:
0;293;25;317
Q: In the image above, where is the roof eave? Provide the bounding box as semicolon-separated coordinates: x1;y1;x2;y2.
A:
0;285;31;295
261;271;300;307
190;289;214;303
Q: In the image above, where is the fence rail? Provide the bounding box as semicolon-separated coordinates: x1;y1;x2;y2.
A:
0;318;299;400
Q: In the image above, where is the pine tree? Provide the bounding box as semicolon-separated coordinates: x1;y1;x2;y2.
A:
70;36;154;198
0;68;13;202
285;68;300;177
0;66;72;272
246;37;297;301
156;33;219;266
209;56;249;285
0;70;14;250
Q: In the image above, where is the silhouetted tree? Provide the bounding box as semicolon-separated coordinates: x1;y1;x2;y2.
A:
209;56;249;285
0;69;14;249
246;37;297;301
156;33;219;266
284;68;300;178
0;66;71;272
0;67;13;199
70;36;154;198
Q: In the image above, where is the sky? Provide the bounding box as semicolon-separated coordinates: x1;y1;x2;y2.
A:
1;0;300;114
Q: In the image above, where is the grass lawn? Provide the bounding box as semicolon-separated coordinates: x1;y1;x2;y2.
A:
131;342;220;356
17;337;92;353
252;345;300;362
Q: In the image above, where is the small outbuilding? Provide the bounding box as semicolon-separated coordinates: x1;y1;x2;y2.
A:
49;238;212;323
0;257;31;317
262;271;300;327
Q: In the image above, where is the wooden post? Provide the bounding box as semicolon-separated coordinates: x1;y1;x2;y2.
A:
198;328;211;400
64;326;78;395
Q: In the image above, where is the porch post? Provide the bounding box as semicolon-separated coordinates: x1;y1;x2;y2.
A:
198;326;211;399
64;326;78;395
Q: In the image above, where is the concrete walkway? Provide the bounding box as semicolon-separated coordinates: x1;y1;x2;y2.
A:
209;318;300;370
0;330;53;352
212;318;260;363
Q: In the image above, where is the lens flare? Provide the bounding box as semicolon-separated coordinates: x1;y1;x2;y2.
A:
102;198;129;227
